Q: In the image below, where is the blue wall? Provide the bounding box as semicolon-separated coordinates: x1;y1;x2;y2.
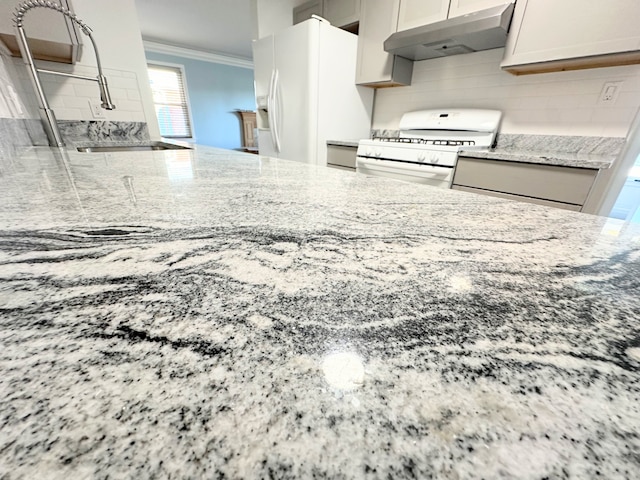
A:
144;51;255;149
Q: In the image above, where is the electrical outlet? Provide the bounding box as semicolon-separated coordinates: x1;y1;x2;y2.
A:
89;100;105;119
599;81;623;104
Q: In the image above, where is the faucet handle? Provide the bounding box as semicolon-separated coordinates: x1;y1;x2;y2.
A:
97;75;115;110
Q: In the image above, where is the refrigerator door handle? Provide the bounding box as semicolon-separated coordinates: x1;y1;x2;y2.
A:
271;69;282;153
267;69;279;153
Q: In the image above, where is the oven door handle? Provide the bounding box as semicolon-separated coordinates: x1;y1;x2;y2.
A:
356;157;452;178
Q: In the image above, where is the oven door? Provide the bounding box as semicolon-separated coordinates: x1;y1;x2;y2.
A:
356;156;453;188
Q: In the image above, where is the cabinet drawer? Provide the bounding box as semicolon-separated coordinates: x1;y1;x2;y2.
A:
452;185;582;211
453;157;598;205
327;145;357;169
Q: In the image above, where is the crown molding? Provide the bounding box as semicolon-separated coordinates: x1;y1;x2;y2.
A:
143;40;253;69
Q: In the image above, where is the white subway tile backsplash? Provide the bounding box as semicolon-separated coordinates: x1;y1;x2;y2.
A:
591;107;636;126
80;109;95;121
42;82;78;98
106;87;128;101
0;94;11;117
126;89;141;101
516;95;550;110
124;111;146;122
114;99;143;112
53;107;85;120
72;83;102;98
62;96;93;109
373;48;640;137
107;76;139;90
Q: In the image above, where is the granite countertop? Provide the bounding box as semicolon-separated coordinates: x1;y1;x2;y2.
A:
458;148;617;169
1;145;639;479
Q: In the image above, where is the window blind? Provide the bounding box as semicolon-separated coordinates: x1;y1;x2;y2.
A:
147;64;192;138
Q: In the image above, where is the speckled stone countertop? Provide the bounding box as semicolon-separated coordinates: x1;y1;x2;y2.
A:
458;148;617;169
1;145;639;479
458;134;625;170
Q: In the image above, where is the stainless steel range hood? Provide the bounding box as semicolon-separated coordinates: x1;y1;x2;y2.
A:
384;3;514;61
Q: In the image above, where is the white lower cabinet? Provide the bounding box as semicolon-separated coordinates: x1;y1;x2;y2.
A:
452;157;599;212
327;144;357;170
501;0;640;74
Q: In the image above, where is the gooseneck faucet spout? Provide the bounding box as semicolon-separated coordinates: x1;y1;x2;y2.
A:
13;0;116;147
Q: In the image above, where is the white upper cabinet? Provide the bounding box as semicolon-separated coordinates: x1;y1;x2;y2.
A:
293;0;324;25
0;0;82;64
356;0;413;86
397;0;450;32
448;0;512;18
397;0;510;31
294;0;361;29
324;0;361;28
501;0;640;74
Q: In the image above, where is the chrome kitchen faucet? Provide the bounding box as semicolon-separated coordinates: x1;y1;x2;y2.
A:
13;0;116;147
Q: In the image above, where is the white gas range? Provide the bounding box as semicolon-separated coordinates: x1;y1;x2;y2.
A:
356;109;502;188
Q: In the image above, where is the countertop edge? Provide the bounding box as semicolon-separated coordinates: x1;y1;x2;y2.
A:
458;148;616;169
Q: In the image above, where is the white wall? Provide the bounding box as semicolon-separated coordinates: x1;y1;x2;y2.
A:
13;0;160;138
373;48;640;138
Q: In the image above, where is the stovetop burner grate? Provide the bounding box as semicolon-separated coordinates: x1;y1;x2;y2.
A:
372;137;476;146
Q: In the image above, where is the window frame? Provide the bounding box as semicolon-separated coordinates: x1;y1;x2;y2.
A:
146;61;195;141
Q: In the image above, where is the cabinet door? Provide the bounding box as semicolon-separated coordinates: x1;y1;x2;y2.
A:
356;0;413;86
327;145;357;169
452;185;583;211
293;0;324;25
324;0;361;28
501;0;640;74
397;0;450;32
453;157;598;206
0;0;81;63
448;0;511;18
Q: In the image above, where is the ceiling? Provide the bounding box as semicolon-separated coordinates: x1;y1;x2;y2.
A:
133;0;254;60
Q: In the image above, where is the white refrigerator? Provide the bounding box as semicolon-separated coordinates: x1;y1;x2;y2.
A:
252;17;374;165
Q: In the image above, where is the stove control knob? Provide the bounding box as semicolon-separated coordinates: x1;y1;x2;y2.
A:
417;153;426;162
431;155;439;164
375;149;382;157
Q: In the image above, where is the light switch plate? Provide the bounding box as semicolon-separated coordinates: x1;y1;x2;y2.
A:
598;81;623;104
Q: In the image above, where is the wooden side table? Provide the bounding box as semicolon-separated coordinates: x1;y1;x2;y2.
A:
235;110;257;153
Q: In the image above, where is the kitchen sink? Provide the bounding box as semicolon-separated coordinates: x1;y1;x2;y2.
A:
76;142;192;153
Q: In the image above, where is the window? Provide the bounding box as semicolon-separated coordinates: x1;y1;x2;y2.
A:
147;64;192;138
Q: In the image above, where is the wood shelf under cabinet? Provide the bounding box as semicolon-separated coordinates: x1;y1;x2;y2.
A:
0;0;82;64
